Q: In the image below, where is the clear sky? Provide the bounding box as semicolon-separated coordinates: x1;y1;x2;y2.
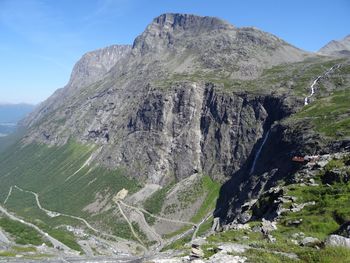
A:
0;0;349;104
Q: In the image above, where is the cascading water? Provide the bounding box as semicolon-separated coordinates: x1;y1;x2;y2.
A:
249;129;271;175
304;64;341;105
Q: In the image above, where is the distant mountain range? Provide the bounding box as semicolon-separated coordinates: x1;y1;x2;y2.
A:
319;34;350;57
0;103;35;123
0;103;35;137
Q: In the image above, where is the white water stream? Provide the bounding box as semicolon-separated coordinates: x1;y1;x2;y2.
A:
249;129;271;175
304;64;341;105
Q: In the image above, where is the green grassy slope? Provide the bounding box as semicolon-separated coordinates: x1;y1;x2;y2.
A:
156;57;347;96
0;141;142;245
292;89;350;138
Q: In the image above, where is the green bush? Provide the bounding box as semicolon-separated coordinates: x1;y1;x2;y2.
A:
143;183;174;215
0;217;44;246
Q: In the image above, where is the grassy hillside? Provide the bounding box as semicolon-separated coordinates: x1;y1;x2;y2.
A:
292;89;350;138
0;140;142;244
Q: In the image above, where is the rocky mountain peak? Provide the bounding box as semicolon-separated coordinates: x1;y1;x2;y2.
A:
68;44;131;89
131;13;234;55
151;13;233;32
130;13;308;78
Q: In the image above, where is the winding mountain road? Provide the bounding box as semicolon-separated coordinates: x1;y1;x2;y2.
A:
7;185;121;241
116;201;145;247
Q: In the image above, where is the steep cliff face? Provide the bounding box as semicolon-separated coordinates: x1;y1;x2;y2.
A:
22;80;297;185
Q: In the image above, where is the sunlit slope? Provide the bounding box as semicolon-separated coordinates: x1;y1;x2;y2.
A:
0;141;140;218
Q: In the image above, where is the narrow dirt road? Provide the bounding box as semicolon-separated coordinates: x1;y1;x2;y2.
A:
116;201;146;249
119;201;196;226
0;204;75;253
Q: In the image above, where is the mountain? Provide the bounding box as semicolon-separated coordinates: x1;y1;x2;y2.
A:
23;13;309;182
319;34;350;57
0;13;350;261
24;44;131;128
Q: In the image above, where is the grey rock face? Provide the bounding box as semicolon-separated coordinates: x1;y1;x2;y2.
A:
326;235;350;249
24;81;293;185
261;219;277;235
319;35;350;57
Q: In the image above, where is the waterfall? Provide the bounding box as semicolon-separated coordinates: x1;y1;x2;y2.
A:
249;129;271;175
304;64;341;106
305;76;320;105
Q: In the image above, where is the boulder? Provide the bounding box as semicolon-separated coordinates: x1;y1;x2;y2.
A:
261;219;277;235
291;232;305;240
212;217;222;232
300;237;322;247
325;234;350;249
267;234;276;243
228;223;251;231
217;243;248;254
286;219;303;226
190;246;204;259
208;253;247;263
315;160;329;168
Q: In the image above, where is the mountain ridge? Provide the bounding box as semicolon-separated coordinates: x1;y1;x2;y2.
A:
319;34;350;57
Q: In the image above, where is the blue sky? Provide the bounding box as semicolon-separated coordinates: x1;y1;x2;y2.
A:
0;0;349;104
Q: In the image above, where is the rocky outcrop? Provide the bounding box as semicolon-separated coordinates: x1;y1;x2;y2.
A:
300;237;322;248
326;235;350;249
132;13;308;78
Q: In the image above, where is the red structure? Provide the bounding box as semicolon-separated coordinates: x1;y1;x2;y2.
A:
292;156;305;163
